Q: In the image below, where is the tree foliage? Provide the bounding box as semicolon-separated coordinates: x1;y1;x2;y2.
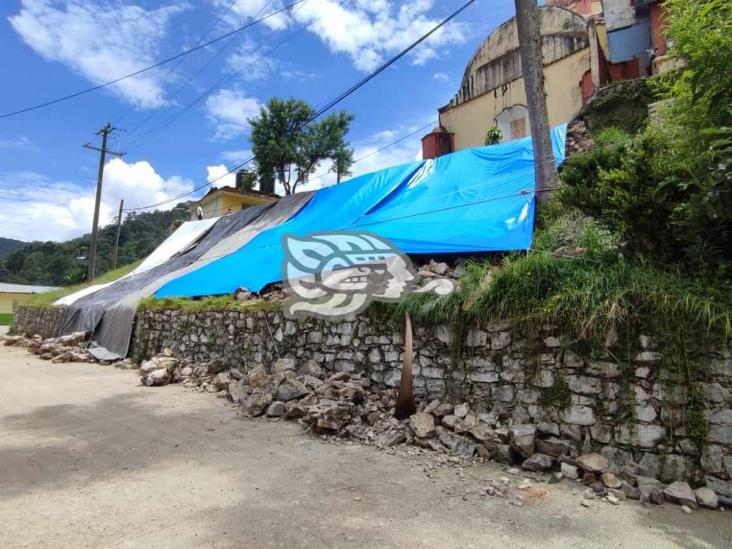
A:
249;98;354;194
558;0;732;275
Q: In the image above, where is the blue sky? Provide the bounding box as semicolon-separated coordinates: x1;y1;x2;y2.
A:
0;0;517;241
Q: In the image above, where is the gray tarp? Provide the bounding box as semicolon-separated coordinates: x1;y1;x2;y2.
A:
57;193;313;360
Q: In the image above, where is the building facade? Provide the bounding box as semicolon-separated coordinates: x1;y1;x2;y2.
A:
0;283;59;324
188;186;278;220
423;1;670;157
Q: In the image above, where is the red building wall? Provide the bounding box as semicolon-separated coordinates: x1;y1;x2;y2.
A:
650;2;668;56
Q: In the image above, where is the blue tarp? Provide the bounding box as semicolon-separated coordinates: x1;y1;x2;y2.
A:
156;124;567;297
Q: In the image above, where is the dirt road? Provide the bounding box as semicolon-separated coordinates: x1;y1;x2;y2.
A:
1;345;730;548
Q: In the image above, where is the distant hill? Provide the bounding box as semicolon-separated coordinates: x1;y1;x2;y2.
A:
0;237;25;259
0;205;190;286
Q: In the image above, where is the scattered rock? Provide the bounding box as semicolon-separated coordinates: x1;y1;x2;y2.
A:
602;472;622;489
522;453;555;472
409;413;436;439
266;401;287;417
509;424;536;459
243;389;273;417
275;373;310;402
561;463;581;480
577;453;609;474
433;403;454;417
663;481;698;509
606;493;620;505
695;487;719;509
620;481;641;500
681;505;692;514
453;403;470;419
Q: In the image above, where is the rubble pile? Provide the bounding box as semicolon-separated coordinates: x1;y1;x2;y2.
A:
140;353;725;511
236;260;463;304
565;119;594;156
2;331;98;363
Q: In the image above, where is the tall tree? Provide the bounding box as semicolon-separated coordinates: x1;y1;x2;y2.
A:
249;98;354;195
330;145;354;183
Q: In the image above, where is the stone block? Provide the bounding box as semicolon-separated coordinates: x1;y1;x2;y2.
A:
509;424;536;458
560;405;595;426
615;424;665;448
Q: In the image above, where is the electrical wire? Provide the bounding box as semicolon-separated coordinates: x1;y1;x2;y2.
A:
119;0;280;144
122;0;317;152
112;0;246;127
0;0;305;120
124;0;479;211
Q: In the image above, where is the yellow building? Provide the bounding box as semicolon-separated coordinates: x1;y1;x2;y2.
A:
0;283;60;324
188;186;278;220
424;6;599;154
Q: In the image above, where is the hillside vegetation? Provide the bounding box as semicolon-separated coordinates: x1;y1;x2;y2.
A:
0;237;25;259
397;0;732;351
0;206;189;286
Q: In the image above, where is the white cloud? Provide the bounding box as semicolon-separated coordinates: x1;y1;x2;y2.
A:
0;136;37;151
292;0;468;71
225;39;277;81
9;0;188;108
432;72;450;82
205;88;262;140
212;0;468;73
212;0;290;31
219;149;251;163
206;164;236;188
0;160;194;242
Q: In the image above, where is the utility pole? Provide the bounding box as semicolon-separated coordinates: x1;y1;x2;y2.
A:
112;199;124;270
514;0;557;204
83;123;124;281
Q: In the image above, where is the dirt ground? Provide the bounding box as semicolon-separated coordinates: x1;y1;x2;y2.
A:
1;345;730;549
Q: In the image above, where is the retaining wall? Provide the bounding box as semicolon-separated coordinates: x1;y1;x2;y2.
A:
12;304;732;495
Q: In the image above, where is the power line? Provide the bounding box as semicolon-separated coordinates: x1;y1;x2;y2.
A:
210;0;478;183
123;0;315;152
305;120;436;187
112;0;245;127
119;0;280;143
0;0;304;121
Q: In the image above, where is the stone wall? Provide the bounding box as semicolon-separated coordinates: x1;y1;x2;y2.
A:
13;304;732;496
131;307;732;495
12;305;63;339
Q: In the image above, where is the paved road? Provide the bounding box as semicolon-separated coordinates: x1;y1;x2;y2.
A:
1;345;730;548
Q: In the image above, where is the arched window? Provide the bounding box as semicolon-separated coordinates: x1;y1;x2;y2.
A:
495;105;530;141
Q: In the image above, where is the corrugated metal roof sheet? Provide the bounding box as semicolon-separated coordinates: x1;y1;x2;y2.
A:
0;283;60;294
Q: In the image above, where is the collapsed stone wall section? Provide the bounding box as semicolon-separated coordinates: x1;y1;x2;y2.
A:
12;304;732;496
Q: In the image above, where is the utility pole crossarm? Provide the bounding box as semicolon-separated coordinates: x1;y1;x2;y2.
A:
83;143;125;157
83;122;125;282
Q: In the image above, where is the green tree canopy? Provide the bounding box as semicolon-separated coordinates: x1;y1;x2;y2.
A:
249;98;354;194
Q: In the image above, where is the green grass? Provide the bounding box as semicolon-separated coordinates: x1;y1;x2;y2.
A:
18;261;142;307
0;313;14;325
138;295;282;313
386;210;732;348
